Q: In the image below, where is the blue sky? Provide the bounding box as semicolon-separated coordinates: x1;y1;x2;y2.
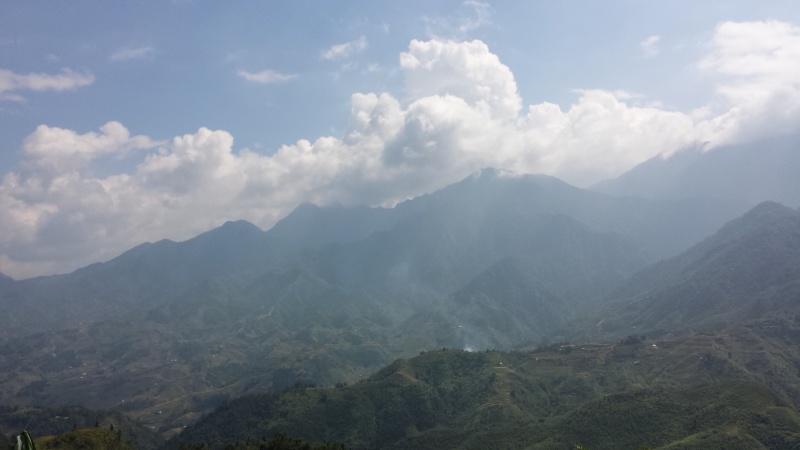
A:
2;1;800;278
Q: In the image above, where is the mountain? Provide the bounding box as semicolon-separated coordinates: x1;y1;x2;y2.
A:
302;169;741;296
168;330;800;450
0;169;753;433
446;213;647;349
594;133;800;207
266;203;408;252
584;201;800;339
0;219;274;338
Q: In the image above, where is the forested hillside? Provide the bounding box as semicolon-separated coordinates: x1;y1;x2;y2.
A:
169;330;800;449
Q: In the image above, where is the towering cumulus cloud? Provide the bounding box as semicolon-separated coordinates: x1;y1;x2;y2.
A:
2;21;800;278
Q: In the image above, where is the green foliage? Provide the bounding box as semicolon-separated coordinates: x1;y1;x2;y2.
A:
169;346;800;450
0;406;162;450
220;433;345;450
34;427;135;450
586;201;800;342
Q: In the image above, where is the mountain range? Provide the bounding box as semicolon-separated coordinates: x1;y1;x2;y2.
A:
1;134;799;448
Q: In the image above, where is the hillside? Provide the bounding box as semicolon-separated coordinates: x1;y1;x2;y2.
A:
582;201;800;339
169;322;800;449
0;405;162;450
34;427;137;450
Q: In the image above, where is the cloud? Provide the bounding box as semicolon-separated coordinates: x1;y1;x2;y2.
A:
0;123;161;276
698;20;800;145
640;35;661;57
224;50;248;63
457;1;492;34
237;69;296;84
20;121;161;175
400;39;521;121
0;68;94;101
322;36;368;61
424;1;492;39
3;22;800;278
109;46;155;62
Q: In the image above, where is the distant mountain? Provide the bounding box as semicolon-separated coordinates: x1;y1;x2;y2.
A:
586;201;800;338
303;169;742;296
0;219;275;338
447;213;647;348
266;203;407;252
594;133;800;207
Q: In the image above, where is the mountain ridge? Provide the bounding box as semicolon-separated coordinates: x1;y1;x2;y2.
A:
593;133;800;207
0;168;773;435
580;201;800;339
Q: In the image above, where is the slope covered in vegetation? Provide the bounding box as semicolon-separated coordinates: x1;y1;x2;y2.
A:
169;324;800;450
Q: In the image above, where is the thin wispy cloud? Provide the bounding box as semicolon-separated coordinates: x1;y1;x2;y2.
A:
640;35;662;57
322;36;367;61
458;1;492;34
237;69;296;84
224;50;248;64
110;46;155;62
0;68;94;101
424;1;492;39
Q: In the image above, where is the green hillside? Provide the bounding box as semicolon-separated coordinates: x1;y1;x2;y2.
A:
169;337;800;450
34;427;137;450
584;201;800;340
0;405;162;450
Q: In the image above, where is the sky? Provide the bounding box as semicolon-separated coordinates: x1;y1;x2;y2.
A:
2;1;800;279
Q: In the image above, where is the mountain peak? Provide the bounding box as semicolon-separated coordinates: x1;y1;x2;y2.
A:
194;219;263;243
468;167;516;180
220;219;263;233
597;200;800;336
741;200;797;219
712;201;800;245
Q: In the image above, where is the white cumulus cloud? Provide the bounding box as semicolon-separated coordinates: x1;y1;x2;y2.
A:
400;39;521;121
3;21;800;278
698;20;800;145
